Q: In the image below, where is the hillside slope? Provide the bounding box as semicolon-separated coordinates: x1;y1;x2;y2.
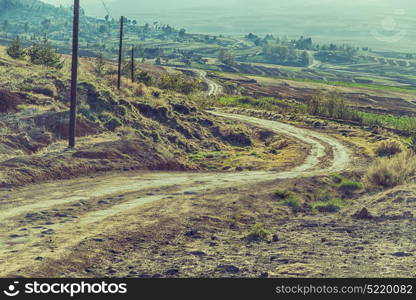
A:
0;46;306;187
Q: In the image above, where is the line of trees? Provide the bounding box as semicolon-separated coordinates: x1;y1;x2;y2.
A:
6;35;63;69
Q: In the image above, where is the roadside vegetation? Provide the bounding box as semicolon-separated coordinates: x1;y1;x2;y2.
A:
213;92;416;136
217;96;305;114
305;92;416;134
271;174;364;215
364;151;416;189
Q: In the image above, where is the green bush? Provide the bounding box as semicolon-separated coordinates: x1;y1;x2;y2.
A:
136;71;153;85
306;91;361;122
157;73;200;94
6;36;25;59
305;92;416;135
331;174;363;195
26;38;63;69
282;197;302;208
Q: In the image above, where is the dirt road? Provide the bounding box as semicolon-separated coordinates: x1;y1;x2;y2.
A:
193;69;223;96
0;113;350;277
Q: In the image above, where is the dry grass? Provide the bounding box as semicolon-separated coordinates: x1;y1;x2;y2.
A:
375;140;403;157
364;151;416;189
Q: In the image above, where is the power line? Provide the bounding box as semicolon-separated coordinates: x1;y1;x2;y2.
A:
100;0;111;17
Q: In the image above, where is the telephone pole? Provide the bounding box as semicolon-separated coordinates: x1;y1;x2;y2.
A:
117;16;124;90
69;0;80;148
131;45;135;82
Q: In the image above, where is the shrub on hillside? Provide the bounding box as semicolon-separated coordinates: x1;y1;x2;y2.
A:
26;38;63;69
375;140;402;157
6;36;25;59
306;92;362;122
364;151;416;189
157;73;200;94
136;71;153;85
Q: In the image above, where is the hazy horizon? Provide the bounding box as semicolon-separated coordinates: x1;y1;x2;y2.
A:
41;0;416;51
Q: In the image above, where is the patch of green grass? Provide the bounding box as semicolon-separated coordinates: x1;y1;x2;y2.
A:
331;173;344;184
16;104;29;111
312;198;344;213
282;197;302;208
358;111;416;133
331;174;363;193
291;77;416;93
336;179;364;191
212;70;416;94
189;151;227;161
274;189;301;208
246;223;271;242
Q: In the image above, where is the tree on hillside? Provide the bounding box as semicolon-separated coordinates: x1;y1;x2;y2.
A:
218;49;235;65
26;37;63;69
178;28;186;39
295;36;313;50
6;36;25;59
300;51;312;66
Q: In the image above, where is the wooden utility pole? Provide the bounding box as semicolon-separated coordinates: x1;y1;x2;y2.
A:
131;45;135;82
117;16;124;90
69;0;80;148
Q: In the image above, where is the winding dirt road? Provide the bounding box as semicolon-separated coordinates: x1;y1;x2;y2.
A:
188;69;223;96
0;113;350;277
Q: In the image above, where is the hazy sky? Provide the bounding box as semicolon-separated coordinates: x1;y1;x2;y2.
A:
41;0;413;17
41;0;415;50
